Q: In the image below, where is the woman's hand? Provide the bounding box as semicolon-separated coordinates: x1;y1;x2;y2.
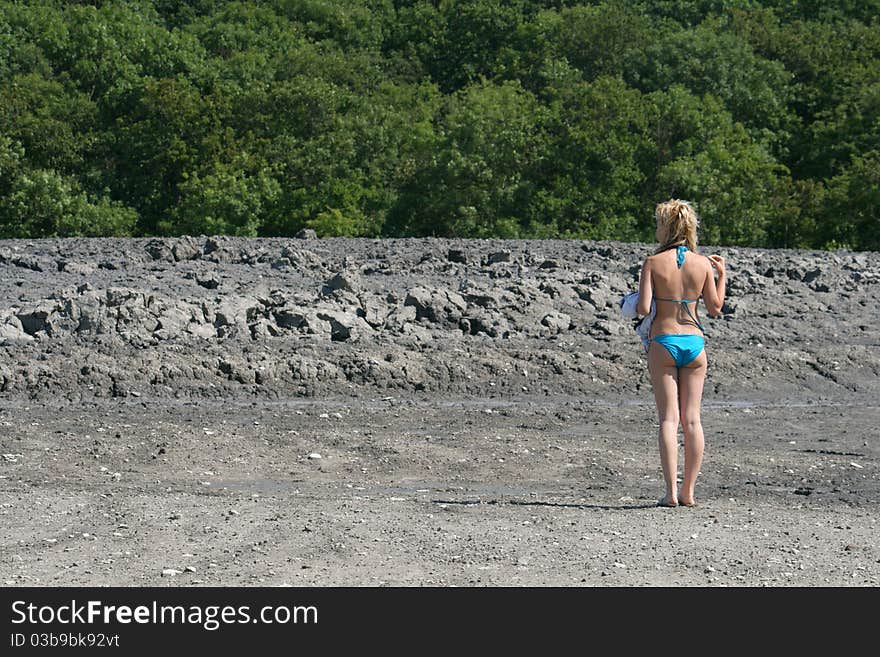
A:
707;254;725;277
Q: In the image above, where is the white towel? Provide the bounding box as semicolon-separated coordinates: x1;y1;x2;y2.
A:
618;292;654;353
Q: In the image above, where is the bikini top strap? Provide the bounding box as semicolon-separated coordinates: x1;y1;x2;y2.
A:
676;245;687;268
653;297;705;332
682;302;705;334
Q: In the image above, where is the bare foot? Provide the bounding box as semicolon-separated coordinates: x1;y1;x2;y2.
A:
677;489;696;507
657;494;678;507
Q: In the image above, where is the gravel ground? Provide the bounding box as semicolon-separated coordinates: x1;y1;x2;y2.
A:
1;236;877;586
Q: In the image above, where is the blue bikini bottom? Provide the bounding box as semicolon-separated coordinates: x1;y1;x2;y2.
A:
651;334;705;367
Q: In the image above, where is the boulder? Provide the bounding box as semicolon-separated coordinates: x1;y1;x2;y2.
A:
144;238;175;262
172;236;202;261
541;311;572;333
16;302;61;335
316;309;372;342
485;250;512;265
447;248;468;264
0;314;33;341
404;287;467;326
196;273;220;289
57;260;97;275
358;295;390;328
213;295;260;329
322;271;360;295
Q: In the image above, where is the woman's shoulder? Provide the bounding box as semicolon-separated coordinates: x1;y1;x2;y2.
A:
690;252;713;267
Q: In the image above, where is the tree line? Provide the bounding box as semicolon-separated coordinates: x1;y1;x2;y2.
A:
1;1;877;250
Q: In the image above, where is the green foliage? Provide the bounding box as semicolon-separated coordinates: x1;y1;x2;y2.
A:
388;78;544;238
643;85;786;246
635;16;798;152
818;150;880;250
532;76;652;241
0;137;136;238
162;163;281;237
0;0;877;249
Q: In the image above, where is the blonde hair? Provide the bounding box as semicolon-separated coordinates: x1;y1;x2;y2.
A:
655;199;699;253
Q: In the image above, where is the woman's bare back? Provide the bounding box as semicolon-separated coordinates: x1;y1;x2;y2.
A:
645;248;710;338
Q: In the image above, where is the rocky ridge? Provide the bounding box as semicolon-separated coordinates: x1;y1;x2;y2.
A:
1;235;877;403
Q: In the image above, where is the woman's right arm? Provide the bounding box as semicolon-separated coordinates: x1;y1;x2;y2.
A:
636;258;653;316
702;255;726;316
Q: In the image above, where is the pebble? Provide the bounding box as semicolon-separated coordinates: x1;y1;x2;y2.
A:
161;568;181;577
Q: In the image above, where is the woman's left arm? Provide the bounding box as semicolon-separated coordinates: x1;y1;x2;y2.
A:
636;258;653;316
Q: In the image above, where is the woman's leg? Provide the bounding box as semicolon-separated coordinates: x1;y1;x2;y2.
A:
678;350;708;505
648;342;680;506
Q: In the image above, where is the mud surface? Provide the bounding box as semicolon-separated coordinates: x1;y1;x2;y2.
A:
1;236;878;586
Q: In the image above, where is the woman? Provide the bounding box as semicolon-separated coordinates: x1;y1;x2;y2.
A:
636;200;726;507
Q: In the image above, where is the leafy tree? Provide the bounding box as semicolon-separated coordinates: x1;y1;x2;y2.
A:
531;76;652;240
818;150;880;250
388;78;545;238
644;85;785;246
162;161;281;236
634;15;797;152
0;137;136;238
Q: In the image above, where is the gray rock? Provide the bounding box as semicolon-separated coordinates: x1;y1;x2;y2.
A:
203;236;227;255
461;311;511;338
576;285;613;310
218;358;255;384
203;236;238;263
63;291;110;334
172;236;202;261
57;260;97;275
541;311;572;333
322;271;360;295
186;322;216;339
105;288;141;308
463;290;503;309
249;319;281;340
358;296;390;328
214;296;259;329
447;249;468;264
0;315;33;341
316;309;371;342
16;302;61;335
12;255;48;271
404;287;467;326
486;250;512;265
154;305;192;336
274;308;308;330
385;304;417;329
296;228;318;239
196;273;220;289
279;246;324;271
145;239;175;262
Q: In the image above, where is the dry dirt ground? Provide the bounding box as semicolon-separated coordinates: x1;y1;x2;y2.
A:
0;236;877;586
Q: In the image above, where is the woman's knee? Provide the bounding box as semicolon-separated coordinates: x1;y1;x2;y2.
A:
681;414;701;433
658;412;680;427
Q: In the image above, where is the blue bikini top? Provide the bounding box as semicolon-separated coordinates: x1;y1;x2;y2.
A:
653;245;706;334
